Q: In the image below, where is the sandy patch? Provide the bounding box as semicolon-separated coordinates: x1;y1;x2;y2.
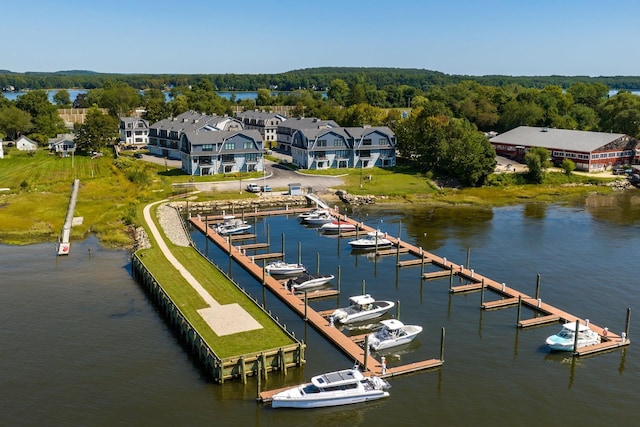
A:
197;304;263;336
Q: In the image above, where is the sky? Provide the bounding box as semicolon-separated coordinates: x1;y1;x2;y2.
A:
3;0;639;77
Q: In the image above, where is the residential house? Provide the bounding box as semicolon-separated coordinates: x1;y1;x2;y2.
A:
48;134;76;157
489;126;635;172
119;117;149;146
235;110;286;150
148;111;243;160
180;129;265;176
291;125;396;170
275;118;339;153
15;135;38;151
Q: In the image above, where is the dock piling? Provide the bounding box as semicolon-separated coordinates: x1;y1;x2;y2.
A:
298;241;301;265
396;300;400;320
625;307;631;339
440;327;446;362
363;336;369;371
516;295;522;326
535;274;541;300
572;319;580;355
316;252;320;276
281;233;285;262
362;279;366;295
480;278;485;306
466;247;470;270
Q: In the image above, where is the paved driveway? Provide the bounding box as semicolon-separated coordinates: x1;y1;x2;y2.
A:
194;160;345;194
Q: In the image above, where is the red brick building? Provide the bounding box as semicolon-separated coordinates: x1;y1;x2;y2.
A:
489;126;636;172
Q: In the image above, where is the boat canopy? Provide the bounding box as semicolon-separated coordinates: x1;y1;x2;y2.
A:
379;319;405;330
311;368;364;388
560;322;591;332
349;294;376;306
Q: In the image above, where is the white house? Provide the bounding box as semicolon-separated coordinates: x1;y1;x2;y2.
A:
119;117;149;146
0;139;4;159
48;134;76;157
15;135;38;151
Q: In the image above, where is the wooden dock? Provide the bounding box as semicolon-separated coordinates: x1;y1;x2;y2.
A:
190;216;444;382
324;212;630;358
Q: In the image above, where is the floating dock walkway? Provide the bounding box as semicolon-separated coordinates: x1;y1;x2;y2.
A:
190;216;443;385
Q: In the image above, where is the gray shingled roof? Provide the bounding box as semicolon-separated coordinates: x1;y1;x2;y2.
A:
278;117;339;131
236;110;286;121
490;126;627;152
186;129;263;146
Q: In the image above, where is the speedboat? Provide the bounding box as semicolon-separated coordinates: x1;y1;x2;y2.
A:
331;294;395;324
270;365;390;409
545;320;601;351
367;319;423;351
212;215;251;235
298;208;329;220
265;261;306;276
286;272;335;291
320;220;357;233
348;231;393;250
303;212;335;225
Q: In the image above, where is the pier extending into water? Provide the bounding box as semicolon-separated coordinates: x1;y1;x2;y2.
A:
57;178;80;255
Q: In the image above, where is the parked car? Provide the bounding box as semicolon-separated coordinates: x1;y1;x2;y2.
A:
261;185;272;192
246;183;260;193
612;167;626;175
133;153;143;159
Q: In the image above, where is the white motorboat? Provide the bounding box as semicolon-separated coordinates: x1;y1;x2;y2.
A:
331;294;395;324
367;319;423;351
545;320;601;351
298;208;329;220
303;213;335;225
287;272;335;291
348;231;393;250
212;215;251;235
265;261;306;276
320;220;357;233
270;365;390;409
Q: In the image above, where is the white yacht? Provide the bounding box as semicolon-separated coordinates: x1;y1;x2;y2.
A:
286;272;335;291
270;365;390;409
320;220;357;233
545;320;601;351
265;261;306;276
212;215;251;235
367;319;423;351
331;294;395;324
348;231;393;250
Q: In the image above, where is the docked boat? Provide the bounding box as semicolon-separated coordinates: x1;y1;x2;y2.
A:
287;272;335;291
212;215;251;235
298;208;329;220
331;294;395;324
545;320;601;351
367;319;423;351
320;220;357;233
270;365;391;409
265;261;306;276
348;231;393;250
303;212;335;225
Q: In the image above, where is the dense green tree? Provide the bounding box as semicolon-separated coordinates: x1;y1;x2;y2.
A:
141;89;169;123
561;158;576;175
341;103;386;126
14;89;65;141
327;79;349;105
525;147;550;183
498;100;545;131
598;91;640;137
74;106;119;152
256;88;272;106
168;94;189;116
53;89;72;107
567;82;609;108
569;104;599;130
0;105;33;140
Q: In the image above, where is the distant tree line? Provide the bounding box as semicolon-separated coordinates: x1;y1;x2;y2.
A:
3;67;640;187
2;67;640;94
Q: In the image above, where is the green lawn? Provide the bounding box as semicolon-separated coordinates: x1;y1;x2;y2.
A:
137;204;295;357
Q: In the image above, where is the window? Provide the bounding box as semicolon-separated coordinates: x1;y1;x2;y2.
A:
362;138;372;146
317;139;327;147
246;153;258;161
244;141;253;149
222;154;234;163
334;139;343;146
378;138;386;145
201;144;214;151
224;142;235;150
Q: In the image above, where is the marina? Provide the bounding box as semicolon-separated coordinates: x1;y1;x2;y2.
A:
3;198;639;426
188;200;630;403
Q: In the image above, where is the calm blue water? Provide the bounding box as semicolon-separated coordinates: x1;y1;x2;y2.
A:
1;193;639;426
2;90;261;103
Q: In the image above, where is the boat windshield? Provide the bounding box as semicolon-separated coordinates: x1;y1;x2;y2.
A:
557;329;574;339
302;384;321;394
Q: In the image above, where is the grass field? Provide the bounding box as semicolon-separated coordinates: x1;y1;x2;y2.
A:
136;204;295;357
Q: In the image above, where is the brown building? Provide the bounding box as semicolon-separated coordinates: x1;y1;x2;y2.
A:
490;126;636;172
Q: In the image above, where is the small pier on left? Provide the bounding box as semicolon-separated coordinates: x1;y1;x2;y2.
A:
57;178;81;256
